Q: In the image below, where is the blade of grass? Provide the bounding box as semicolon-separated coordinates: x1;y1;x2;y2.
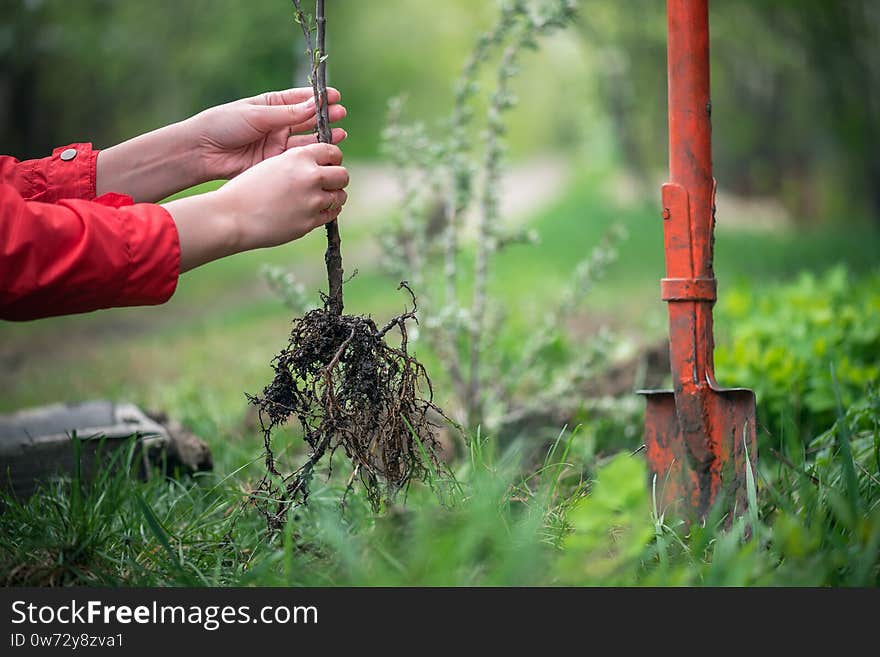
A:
830;362;861;513
69;431;82;526
133;489;194;585
743;420;760;543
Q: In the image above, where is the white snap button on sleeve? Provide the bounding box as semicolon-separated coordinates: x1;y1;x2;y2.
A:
60;148;77;161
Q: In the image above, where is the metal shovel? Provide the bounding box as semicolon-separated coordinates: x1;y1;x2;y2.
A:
639;0;757;522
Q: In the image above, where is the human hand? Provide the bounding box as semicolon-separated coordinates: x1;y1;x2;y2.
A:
163;143;349;272
191;87;347;182
221;142;349;249
97;88;345;203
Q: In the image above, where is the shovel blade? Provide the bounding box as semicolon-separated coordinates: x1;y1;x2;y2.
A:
641;387;757;522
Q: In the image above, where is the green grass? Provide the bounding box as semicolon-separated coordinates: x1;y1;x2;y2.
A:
2;396;877;586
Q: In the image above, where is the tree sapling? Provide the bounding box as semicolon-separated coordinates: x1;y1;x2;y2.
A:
247;0;446;529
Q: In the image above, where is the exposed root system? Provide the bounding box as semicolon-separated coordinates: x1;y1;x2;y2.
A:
247;283;444;529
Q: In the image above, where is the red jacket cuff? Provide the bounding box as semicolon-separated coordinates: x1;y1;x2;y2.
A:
10;143;100;203
47;143;99;202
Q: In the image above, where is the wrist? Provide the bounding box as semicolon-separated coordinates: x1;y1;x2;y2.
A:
162;189;242;273
179;113;215;184
155;118;206;190
207;187;245;253
186;108;237;183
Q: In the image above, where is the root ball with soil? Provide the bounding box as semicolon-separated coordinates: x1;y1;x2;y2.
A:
248;284;444;528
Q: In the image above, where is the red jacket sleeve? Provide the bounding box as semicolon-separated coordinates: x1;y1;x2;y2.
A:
0;184;180;321
0;143;99;202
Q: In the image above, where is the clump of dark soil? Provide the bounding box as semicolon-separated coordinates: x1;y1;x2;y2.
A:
247;284;444;529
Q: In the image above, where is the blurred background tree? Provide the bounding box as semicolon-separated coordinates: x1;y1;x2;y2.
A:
1;0;877;225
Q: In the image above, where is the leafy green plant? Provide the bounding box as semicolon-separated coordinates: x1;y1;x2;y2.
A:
715;266;880;441
0;436;266;586
555;453;651;585
554;388;880;586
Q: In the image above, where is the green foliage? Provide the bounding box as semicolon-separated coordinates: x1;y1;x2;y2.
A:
4;392;877;586
0;428;565;586
272;435;555;586
581;0;880;224
5;0;878;224
715;266;880;441
0;0;589;161
555;453;651;585
0;436;265;586
259;263;316;315
554;390;880;586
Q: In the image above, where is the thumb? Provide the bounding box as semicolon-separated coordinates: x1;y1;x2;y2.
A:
248;98;316;132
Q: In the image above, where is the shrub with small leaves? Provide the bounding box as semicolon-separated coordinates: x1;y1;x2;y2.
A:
715;266;880;441
377;0;627;436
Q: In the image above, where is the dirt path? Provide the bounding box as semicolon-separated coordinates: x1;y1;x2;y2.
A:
344;155;569;231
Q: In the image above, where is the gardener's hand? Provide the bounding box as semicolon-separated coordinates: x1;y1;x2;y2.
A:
162;143;349;272
190;87;347;181
96;88;346;203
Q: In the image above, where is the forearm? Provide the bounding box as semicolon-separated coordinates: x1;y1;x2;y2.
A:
96;119;204;203
162;141;348;274
161;191;241;273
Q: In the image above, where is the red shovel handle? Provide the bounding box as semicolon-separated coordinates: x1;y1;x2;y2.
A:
662;0;717;390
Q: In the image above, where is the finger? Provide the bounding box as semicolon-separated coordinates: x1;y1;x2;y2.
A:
287;104;347;134
317;191;347;222
250;87;341;106
320;190;348;210
249;99;317;132
286;128;347;149
319;165;349;191
299;142;343;166
249;99;345;134
318;205;343;225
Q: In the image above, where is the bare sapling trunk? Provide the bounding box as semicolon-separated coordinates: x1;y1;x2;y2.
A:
297;0;343;315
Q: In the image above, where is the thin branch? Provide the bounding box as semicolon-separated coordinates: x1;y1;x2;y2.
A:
314;0;332;144
443;2;521;313
294;0;343;316
467;25;527;428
